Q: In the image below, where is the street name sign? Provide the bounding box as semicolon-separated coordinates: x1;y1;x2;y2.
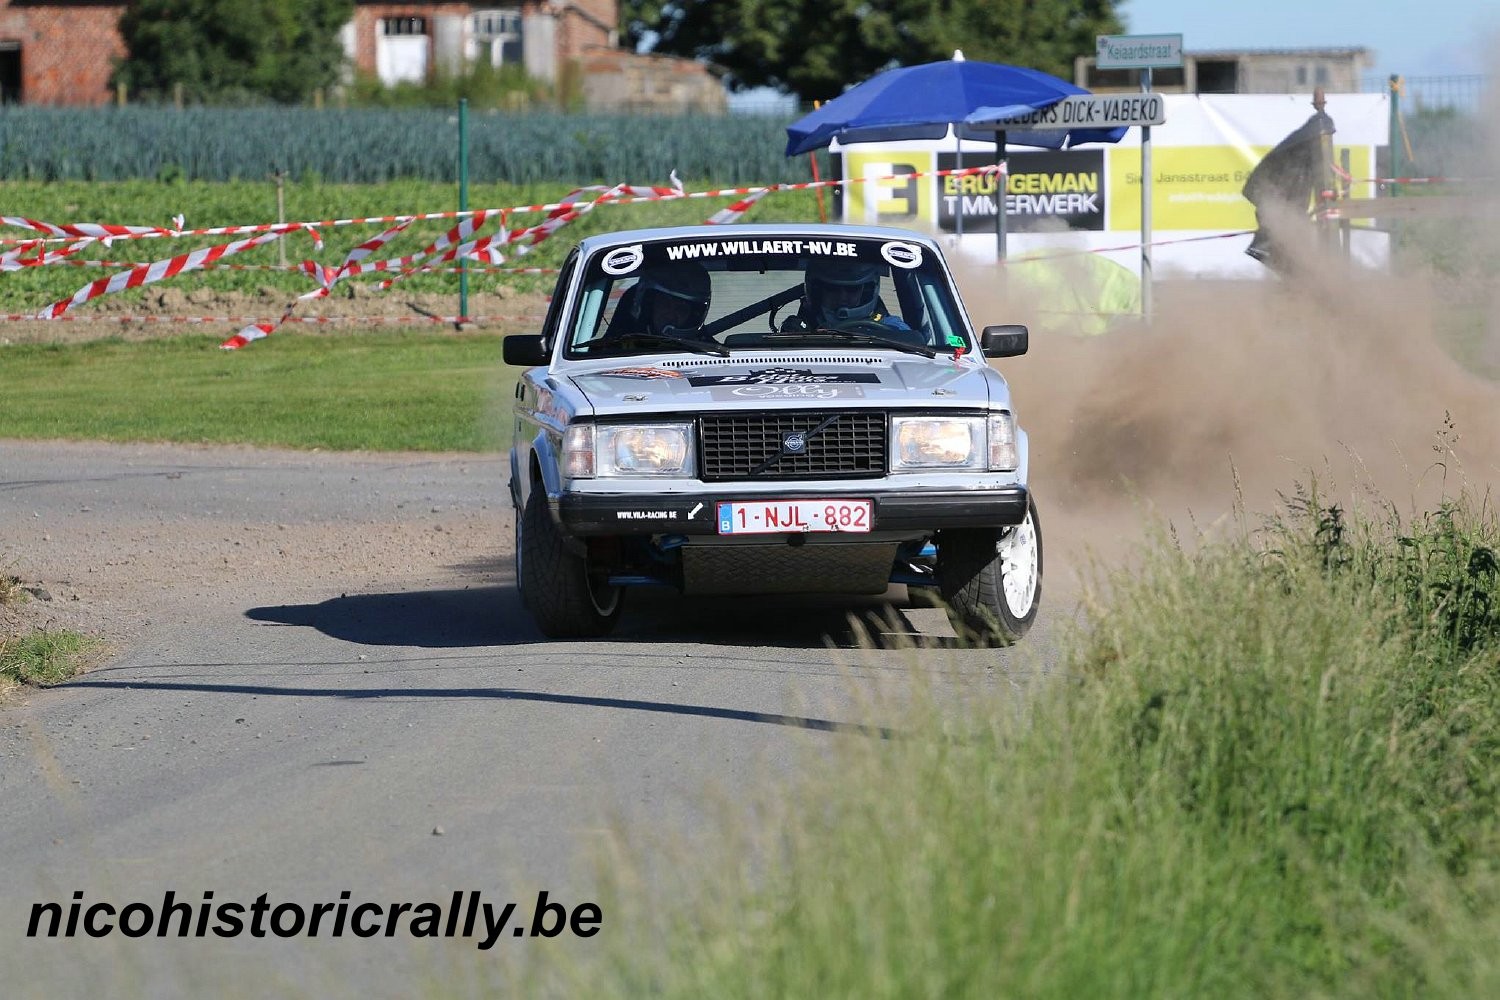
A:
969;93;1167;130
1095;33;1183;70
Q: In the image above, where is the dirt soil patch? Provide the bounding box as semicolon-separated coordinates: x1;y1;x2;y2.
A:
0;441;506;675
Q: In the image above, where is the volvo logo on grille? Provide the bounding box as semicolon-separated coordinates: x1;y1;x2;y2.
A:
783;432;808;454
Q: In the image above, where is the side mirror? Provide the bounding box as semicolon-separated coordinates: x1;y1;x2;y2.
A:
502;334;548;367
980;324;1028;358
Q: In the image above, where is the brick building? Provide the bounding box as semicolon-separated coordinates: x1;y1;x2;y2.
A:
0;1;716;111
344;2;725;111
0;1;127;105
345;1;617;88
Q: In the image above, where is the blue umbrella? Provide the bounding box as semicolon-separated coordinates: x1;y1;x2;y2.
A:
785;52;1126;255
785;55;1124;155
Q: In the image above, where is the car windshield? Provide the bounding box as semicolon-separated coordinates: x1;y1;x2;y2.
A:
563;235;971;358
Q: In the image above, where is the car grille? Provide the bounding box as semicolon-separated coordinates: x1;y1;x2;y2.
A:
699;411;887;481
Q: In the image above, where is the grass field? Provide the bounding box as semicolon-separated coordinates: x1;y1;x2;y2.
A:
0;331;517;451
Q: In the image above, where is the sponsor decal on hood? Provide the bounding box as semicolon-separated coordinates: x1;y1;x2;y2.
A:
595;366;686;379
685;367;879;386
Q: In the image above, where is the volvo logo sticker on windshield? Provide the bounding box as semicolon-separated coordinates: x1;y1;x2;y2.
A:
600;244;644;275
783;432;808;454
881;241;923;269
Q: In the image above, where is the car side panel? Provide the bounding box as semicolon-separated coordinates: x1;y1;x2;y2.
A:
512;370;587;517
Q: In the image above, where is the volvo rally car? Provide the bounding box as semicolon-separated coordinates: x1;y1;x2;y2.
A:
504;223;1040;642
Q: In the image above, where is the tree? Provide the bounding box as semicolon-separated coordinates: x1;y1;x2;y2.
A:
621;0;1123;103
113;0;355;104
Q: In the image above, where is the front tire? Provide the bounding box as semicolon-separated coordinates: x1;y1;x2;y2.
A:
937;499;1042;645
518;488;623;638
513;502;524;601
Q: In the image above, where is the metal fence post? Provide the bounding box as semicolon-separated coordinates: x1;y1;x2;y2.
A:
1140;66;1153;322
1388;75;1403;198
1339;148;1352;259
458;98;469;326
1314;88;1338;254
275;170;287;267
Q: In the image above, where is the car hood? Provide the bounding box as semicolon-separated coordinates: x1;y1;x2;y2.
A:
567;355;1003;414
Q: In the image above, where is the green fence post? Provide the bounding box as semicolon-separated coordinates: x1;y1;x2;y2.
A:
458;98;470;325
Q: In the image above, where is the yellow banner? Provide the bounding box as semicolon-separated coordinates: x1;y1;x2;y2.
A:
844;150;935;225
1108;145;1376;230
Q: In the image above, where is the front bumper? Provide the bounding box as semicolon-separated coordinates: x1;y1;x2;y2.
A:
556;486;1029;536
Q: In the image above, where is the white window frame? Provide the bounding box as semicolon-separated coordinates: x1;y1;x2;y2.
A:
471;8;524;67
381;16;429;37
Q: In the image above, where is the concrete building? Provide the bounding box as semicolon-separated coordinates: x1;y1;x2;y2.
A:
1075;47;1371;95
580;47;726;114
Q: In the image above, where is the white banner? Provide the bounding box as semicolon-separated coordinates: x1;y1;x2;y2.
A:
834;92;1390;280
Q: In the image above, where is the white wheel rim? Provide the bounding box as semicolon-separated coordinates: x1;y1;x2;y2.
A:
999;513;1039;619
588;578;620;616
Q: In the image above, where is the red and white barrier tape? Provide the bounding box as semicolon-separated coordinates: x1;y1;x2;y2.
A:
304;218;416;295
0;216;175;241
1348;175;1480;186
1003;229;1255;265
703;187;774;225
48;259;563;275
226;186;611;347
35;226;319;320
10;164;1474;255
223;218;427;349
0;166;998;246
226;181;737;349
1;238;93;271
0;313;543;326
4;167;1262;345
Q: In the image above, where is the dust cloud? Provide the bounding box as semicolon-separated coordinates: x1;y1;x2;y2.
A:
953;90;1500;584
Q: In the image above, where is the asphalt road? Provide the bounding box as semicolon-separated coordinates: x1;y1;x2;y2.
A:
0;440;1064;997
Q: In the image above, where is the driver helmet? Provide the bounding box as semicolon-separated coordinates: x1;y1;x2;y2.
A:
632;262;711;337
805;258;882;326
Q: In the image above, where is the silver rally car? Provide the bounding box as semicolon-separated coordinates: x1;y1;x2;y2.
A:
504;223;1040;642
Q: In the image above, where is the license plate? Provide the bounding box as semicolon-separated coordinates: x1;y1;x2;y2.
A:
716;499;873;535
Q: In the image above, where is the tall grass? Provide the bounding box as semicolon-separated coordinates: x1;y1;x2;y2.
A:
578;486;1500;997
0;572;99;690
0;629;99;689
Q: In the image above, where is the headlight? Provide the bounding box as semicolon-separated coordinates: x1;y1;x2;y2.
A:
890;413;1018;472
892;416;983;470
565;422;696;478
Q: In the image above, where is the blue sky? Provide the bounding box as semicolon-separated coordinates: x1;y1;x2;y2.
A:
1121;0;1497;80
